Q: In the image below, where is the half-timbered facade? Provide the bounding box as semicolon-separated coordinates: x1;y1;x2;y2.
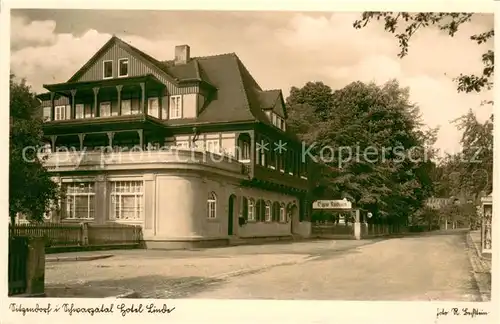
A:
38;36;313;248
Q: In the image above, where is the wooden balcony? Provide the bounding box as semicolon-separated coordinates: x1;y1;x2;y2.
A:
41;74;167;123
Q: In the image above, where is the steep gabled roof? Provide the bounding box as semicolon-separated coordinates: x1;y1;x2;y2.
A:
65;36;287;127
67;36;179;85
259;89;287;118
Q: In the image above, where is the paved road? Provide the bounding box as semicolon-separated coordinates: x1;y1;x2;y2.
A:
190;232;480;301
45;231;481;301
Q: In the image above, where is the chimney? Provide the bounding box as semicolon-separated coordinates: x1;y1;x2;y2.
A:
174;45;190;65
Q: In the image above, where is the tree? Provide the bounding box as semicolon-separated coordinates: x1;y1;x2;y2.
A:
286;82;335;120
9;74;61;225
432;110;493;201
353;13;494;94
287;79;435;224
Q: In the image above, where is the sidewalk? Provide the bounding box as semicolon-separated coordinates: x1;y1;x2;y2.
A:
465;231;491;302
468;231;492;266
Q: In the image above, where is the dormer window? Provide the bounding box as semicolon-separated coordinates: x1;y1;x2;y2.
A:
103;60;113;79
169;95;182;119
269;111;286;131
118;58;129;77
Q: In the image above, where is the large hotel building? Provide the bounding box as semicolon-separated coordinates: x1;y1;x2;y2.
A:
36;36;314;248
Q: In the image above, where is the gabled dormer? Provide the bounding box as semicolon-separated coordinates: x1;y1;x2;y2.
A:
41;36;218;124
260;89;287;131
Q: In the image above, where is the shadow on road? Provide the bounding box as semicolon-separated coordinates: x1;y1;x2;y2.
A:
46;275;226;299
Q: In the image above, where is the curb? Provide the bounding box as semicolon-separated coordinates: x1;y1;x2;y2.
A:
465;232;491;302
46;254;113;263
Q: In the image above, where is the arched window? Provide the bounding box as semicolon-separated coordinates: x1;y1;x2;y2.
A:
265;201;272;222
207;192;217;219
279;203;286;223
272;202;280;222
247;198;256;221
256;199;265;222
237;133;251;161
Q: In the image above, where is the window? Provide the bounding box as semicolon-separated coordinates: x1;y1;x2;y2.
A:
257;138;267;166
75;104;84;119
42;107;51;121
118;58;129;77
272;202;280;222
248;198;255;221
279;204;286;222
63;182;95;219
265;201;271;222
240;141;250;160
169;95;182;119
290;150;295;175
54;105;66;121
121;99;131;115
161;97;168;120
148;97;159;118
256;199;265;222
110;181;143;221
207;192;217;219
100;102;111;117
206;139;220;154
269;145;276;169
278;151;285;171
103;60;113;79
240;197;248;219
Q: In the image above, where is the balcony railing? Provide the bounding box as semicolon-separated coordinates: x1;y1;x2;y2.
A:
40;149;246;175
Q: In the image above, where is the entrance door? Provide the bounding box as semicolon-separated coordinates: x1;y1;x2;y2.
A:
228;195;236;235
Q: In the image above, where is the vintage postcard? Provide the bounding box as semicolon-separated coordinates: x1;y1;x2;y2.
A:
1;0;497;323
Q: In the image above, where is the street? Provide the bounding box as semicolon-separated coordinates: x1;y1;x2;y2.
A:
45;231;482;301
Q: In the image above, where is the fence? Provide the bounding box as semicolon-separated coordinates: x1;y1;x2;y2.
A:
8;236;29;296
88;223;143;245
311;222;355;237
9;222;143;248
312;222;410;239
11;223;82;246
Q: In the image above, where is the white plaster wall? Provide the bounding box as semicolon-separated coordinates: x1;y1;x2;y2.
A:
155;174;205;239
183;94;197;118
54;166;303;241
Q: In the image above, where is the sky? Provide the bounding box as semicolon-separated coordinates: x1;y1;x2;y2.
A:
10;9;493;156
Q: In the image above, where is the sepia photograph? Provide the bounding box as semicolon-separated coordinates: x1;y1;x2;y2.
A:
4;3;495;321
